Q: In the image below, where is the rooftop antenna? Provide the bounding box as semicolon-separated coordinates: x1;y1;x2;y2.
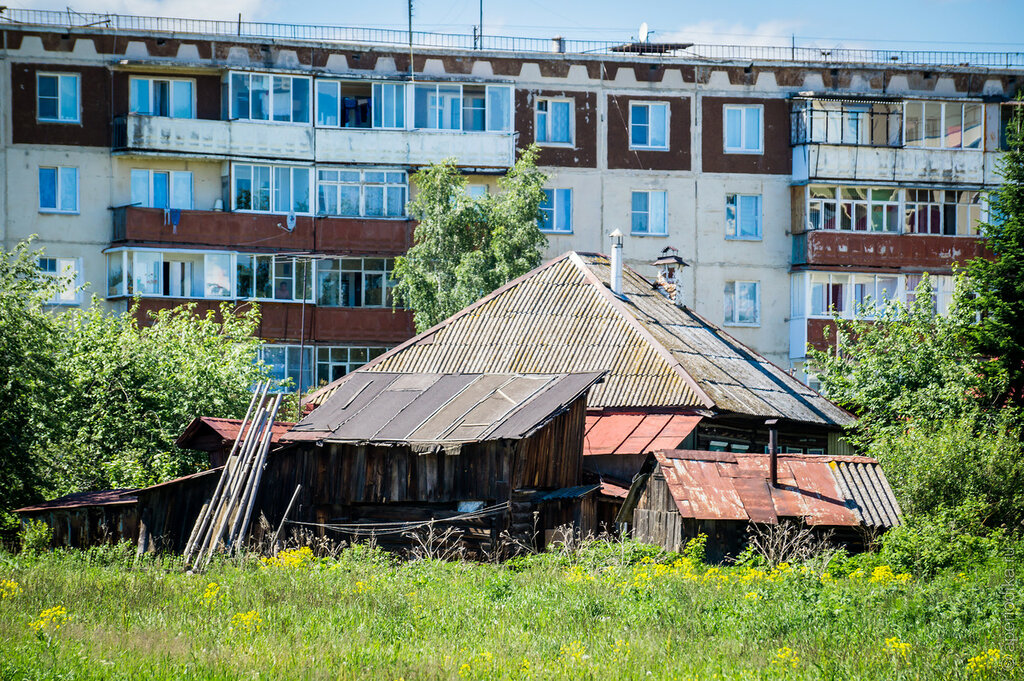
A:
638;22;649;44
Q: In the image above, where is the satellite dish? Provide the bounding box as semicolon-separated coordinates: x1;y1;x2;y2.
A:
639;22;649;43
286;212;297;231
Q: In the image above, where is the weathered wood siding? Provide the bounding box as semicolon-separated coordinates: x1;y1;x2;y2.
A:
136;475;219;553
631;467;685;551
21;506;138;549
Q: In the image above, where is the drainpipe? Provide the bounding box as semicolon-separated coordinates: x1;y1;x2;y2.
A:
766;418;779;487
610;229;623;296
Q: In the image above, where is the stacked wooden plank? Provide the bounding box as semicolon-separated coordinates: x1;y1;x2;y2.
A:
183;382;283;572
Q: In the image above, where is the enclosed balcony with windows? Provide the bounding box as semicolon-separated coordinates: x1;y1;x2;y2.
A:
790;95;998;185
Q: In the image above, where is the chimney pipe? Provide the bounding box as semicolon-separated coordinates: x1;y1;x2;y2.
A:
766;418;779;487
610;229;624;296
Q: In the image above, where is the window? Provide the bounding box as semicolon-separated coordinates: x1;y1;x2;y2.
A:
723;281;760;325
38;257;80;304
852;274;900;316
486;85;512;132
230;73;310;123
316;258;395;308
538;189;572;233
37;73;79;123
316;346;388;385
463;86;487;131
317;169;406;217
233;164;311;214
315;80;371;128
131;170;193;209
810;273;848;316
724;105;763;153
466;184;488;198
631;190;667;235
630;102;669;150
905;189;943;234
38;167;78;213
414;83;461;130
906;274;954;315
372;82;406;129
906;189;985;236
129;77;194;118
904;101;983;149
808;186;899;233
236;255;313;302
260;345;314;393
536;98;573;145
725;194;761;239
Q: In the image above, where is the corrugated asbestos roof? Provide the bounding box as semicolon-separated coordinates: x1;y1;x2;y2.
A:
305;252;853;427
585;412;702;456
642;450;900;528
287;371;604;445
16;489;138;513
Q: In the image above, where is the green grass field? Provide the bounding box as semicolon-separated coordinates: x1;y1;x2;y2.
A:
0;541;1021;680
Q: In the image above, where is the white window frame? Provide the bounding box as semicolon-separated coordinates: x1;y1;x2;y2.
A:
316;169;407;218
723;280;760;326
128;76;196;118
315;346;388;386
130;169;194;210
315;79;373;129
485;85;513;133
229;72;312;124
535;98;575;147
725;193;762;240
38;256;81;305
37;72;80;123
236;253;314;303
723;104;764;154
259;344;314;393
371;82;408;129
232;163;313;215
629;101;670;151
903;100;984;150
413;82;463;131
315;257;395;308
630;190;668;236
539;188;573;234
38;166;79;214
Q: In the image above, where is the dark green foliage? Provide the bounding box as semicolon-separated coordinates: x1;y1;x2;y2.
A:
392;146;548;332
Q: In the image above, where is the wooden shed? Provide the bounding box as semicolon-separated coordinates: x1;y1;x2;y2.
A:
617;450;902;562
250;371;606;556
15;490;139;549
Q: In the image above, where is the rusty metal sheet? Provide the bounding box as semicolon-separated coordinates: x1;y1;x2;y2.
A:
646;414;703;451
787;458;858;526
15;489;138;513
584;413;645;455
731;477;778;524
685;460;748;520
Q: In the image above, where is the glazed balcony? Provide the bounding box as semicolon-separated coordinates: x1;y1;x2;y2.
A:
112;114;515;168
793;144;1001;185
112;206;412;256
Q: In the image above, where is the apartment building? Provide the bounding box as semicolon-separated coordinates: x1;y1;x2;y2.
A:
1;10;1020;391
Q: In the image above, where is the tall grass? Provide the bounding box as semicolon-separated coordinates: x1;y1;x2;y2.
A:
0;540;1021;680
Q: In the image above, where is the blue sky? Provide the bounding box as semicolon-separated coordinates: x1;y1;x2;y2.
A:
12;0;1024;52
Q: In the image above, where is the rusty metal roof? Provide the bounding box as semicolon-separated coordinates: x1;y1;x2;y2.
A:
287;371;604;445
585;412;702;456
175;416;294;452
622;450;900;528
305;252;852;428
15;489;138;513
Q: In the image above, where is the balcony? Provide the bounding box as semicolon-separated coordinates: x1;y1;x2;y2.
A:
792;144;1002;185
112;206;412;256
792;230;990;271
112;115;515;168
113;115;315;160
315;128;514;169
131;299;415;345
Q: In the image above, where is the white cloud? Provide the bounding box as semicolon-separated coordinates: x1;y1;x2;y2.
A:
655;20;803;48
11;0;276;22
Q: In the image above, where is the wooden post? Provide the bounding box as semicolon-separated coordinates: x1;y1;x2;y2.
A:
271;484;303;555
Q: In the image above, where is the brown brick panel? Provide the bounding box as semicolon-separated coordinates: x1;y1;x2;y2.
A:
115;207;413;256
12;62;110;146
515;89;597;168
133;299;415;345
606;94;690;171
800;232;991;271
700;96;790;175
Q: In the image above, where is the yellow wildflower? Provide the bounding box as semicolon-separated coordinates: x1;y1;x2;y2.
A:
560;640;587;665
884;636;911;663
200;581;221;608
770;646;800;668
0;579;23;600
29;606;69;634
967;648;1008;675
565;565;595;583
260;546;317;569
613;639;630;659
228;610;262;636
744;591;761;601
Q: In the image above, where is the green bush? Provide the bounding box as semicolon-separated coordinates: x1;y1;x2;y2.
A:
19;519;51;553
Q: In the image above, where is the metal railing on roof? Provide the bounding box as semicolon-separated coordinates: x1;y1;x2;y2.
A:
2;8;1023;68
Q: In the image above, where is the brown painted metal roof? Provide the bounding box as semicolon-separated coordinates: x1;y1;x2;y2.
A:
638;450;900;528
16;489;138;513
175;416;294;452
585;412;702;456
305;252;853;428
287;371;604;445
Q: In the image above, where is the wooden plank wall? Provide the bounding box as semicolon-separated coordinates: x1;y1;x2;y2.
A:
514;399;586;490
136;475;219;553
21;506;139;549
